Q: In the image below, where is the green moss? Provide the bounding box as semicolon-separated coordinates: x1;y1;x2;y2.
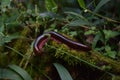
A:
43;40;120;75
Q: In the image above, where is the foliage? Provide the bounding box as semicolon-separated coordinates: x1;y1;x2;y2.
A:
53;63;73;80
0;64;32;80
0;0;120;80
45;0;58;13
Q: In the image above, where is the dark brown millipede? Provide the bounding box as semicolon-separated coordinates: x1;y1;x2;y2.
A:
34;31;91;54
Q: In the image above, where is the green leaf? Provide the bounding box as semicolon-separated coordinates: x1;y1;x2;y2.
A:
0;34;20;46
8;64;32;80
108;51;116;59
64;11;87;21
1;0;11;6
0;17;4;32
103;30;120;41
68;19;90;26
40;12;55;18
92;34;100;48
84;27;96;35
105;46;117;59
69;31;77;37
94;0;110;12
0;68;22;80
77;0;86;9
53;63;73;80
0;25;4;32
45;0;58;13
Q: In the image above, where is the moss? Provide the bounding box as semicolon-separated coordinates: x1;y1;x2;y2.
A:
44;40;120;75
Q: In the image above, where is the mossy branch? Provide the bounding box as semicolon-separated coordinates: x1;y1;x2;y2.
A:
44;40;120;76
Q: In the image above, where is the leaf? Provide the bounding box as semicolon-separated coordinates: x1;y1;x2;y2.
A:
68;19;90;26
45;0;58;13
1;0;11;6
0;25;4;32
99;29;105;43
0;68;22;80
103;30;120;41
105;46;117;59
40;12;56;18
0;34;20;46
64;11;87;21
77;0;86;9
53;63;73;80
94;0;110;12
8;64;32;80
107;51;116;59
92;34;100;48
0;17;4;32
84;29;96;35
